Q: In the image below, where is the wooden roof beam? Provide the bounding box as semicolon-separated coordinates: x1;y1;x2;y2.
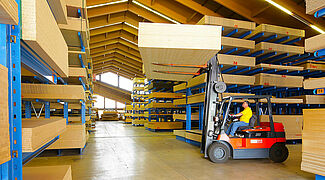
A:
90;30;138;44
135;0;202;24
89;11;146;29
91;43;140;58
92;52;142;65
91;48;142;62
91;46;141;59
93;57;142;69
90;23;138;37
87;2;129;18
90;37;138;50
94;61;143;75
173;0;222;17
94;66;144;78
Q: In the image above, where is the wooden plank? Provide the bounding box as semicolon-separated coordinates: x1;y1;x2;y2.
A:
173;113;199;121
186;131;202;142
22;0;69;77
173;83;187;92
146;122;183;130
0;0;18;24
138;22;222;81
22;118;66;152
148;92;184;99
197;15;255;37
301;109;325;176
68;50;86;67
47;0;67;24
23;165;72;180
306;0;325;15
218;54;255;67
48;123;86;149
132;119;148;125
145;102;178;109
223;74;255;85
255;63;303;72
59;17;88;48
299;61;325;71
254;73;303;87
0;64;9;164
220;36;255;53
304;77;325;89
173;98;187;106
305;34;325;53
173;130;186;137
22;83;86;101
244;24;305;43
68;67;87;78
253;42;304;56
188;93;205;104
187;73;206;88
260;115;302;140
294;95;325;104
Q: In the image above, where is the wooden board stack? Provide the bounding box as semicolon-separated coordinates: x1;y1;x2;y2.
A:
22;118;66;152
131;78;148;126
23;165;72;180
260;115;302;140
301;109;325;176
138;22;222;81
0;65;10;164
100;111;119;121
0;0;18;25
48;123;87;150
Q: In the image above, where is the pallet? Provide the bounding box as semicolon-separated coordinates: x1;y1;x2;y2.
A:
42;142;87;156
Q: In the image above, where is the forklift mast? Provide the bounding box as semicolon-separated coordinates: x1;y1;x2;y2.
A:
200;56;225;157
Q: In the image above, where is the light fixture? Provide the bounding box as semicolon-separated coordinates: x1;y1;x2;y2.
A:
265;0;292;15
87;0;128;9
310;25;325;34
265;0;325;34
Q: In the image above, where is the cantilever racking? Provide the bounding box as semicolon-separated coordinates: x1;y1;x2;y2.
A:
0;0;93;178
129;77;148;126
174;16;325;147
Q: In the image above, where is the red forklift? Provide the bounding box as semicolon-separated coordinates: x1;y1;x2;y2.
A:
200;57;289;163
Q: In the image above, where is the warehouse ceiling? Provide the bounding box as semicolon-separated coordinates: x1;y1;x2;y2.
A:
87;0;325;79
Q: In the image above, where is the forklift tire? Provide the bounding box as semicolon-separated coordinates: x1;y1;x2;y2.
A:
269;143;289;163
208;142;230;163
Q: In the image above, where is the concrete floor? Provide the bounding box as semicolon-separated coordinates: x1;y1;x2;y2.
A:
26;121;314;180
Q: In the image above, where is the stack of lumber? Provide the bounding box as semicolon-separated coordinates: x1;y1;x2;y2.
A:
254;73;303;87
301;109;325;176
304;77;325;89
21;0;68;77
174;130;202;143
260;115;302;140
0;0;18;25
305;0;325;15
138;22;222;81
21;83;86;101
145;122;183;130
101;111;119;121
23;165;72;180
173;113;199;121
0;64;10;164
48;123;87;150
124;105;133;123
22;118;66;152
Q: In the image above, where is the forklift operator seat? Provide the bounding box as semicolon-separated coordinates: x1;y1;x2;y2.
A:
237;115;257;131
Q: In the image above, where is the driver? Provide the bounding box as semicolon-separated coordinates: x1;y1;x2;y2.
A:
226;101;252;137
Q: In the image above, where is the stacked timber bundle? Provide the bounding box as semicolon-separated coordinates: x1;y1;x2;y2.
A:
19;0;92;159
101;111;119;121
301;109;325;176
131;78;149;126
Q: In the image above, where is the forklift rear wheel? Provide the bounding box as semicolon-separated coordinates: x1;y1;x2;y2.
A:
269;143;289;163
208;142;230;163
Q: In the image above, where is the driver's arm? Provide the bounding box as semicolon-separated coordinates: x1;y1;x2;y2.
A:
233;113;243;117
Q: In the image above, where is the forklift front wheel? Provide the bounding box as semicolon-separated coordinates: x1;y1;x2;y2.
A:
269;143;289;163
208;142;230;163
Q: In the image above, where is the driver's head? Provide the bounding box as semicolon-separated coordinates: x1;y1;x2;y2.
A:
242;101;249;108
